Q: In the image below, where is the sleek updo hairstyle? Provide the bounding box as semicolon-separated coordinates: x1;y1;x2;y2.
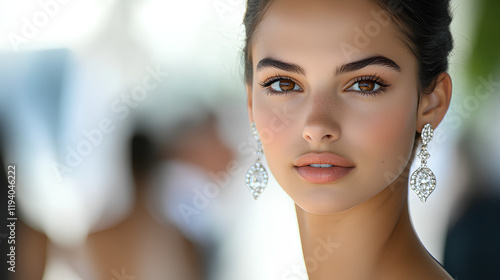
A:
243;0;454;95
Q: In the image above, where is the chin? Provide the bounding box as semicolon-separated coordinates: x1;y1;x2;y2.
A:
290;187;367;214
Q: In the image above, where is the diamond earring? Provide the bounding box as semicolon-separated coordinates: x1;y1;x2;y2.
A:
410;123;436;203
245;122;269;200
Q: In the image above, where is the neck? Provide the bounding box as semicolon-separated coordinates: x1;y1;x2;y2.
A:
296;166;430;279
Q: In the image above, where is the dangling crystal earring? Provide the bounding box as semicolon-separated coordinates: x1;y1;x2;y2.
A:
410;123;436;203
245;122;269;200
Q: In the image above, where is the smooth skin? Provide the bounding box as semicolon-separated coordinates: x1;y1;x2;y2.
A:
245;0;453;279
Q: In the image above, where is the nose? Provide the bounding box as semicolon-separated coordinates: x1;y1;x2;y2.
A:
303;124;339;144
302;99;340;145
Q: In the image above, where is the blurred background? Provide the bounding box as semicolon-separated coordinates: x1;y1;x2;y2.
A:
0;0;498;279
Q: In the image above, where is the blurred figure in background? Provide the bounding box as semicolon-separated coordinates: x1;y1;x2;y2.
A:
444;132;500;279
0;0;258;278
443;0;500;278
85;131;203;280
150;109;236;280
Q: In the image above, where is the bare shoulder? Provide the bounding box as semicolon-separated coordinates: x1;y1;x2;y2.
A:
384;251;454;280
411;258;454;280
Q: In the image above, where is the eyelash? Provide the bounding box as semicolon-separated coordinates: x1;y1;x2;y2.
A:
258;74;391;96
346;74;391;96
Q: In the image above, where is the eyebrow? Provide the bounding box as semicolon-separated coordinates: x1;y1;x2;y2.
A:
256;57;306;75
255;55;401;76
335;55;401;75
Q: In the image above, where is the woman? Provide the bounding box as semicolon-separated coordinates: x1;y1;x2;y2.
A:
242;0;454;279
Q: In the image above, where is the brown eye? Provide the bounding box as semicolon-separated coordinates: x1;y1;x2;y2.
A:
347;79;381;93
269;79;302;92
279;80;295;91
358;81;375;91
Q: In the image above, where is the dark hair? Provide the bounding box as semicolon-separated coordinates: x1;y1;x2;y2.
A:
243;0;453;94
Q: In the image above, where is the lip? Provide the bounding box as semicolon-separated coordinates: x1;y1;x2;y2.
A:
293;153;355;184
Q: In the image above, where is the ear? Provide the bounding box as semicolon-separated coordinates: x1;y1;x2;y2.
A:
246;81;254;124
416;72;452;132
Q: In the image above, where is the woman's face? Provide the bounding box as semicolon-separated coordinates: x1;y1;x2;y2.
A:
247;0;420;213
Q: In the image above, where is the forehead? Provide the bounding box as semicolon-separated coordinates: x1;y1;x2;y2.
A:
252;0;413;71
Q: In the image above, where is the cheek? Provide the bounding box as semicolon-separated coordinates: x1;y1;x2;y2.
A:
251;92;304;187
347;93;418;176
252;94;294;154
